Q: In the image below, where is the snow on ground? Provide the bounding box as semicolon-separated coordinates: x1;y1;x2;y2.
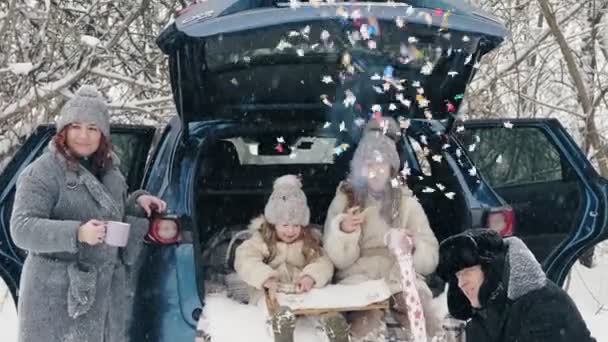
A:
1;253;607;341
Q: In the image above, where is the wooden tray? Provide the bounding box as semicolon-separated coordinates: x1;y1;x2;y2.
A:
265;288;389;316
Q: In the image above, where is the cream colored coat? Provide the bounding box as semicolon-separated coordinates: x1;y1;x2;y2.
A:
323;183;439;295
234;216;334;304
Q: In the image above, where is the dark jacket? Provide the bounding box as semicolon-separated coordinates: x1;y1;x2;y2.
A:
446;237;595;342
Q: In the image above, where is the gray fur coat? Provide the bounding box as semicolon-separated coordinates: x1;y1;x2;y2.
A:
10;144;150;342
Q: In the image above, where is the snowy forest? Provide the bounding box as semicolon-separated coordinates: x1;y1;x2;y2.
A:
0;0;608;174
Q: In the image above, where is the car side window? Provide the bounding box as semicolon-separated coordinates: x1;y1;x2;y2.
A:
462;127;564;188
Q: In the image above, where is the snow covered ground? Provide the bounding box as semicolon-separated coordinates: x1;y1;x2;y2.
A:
1;254;607;341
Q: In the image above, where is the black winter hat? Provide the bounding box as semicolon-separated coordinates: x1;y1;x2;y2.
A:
437;228;505;282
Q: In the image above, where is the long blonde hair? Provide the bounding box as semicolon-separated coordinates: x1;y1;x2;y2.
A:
259;220;323;264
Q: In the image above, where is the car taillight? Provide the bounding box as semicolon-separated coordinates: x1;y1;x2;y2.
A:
487;207;514;237
147;217;181;244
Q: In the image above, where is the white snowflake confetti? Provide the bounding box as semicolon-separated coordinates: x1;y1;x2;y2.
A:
323;122;331;128
442;144;451;150
421;62;434;75
463;35;470;42
408;36;419;44
401;167;411;177
420;135;428;145
473;62;481;69
456;125;465;133
391;178;400;188
321;95;333;107
468;167;477;177
465;55;473;65
368;40;377;49
503;121;514;129
343;90;356;107
496;155;503;164
468;144;476;152
322;76;333;84
230;78;239;86
288;31;300;37
447;71;459;78
277;137;285;143
371;73;382;81
340;121;347;132
445;192;456;199
372;104;382;112
389;103;398;111
296;49;305;57
432;155;443;163
412;81;421;88
422;187;436;193
373;85;384;94
456;149;462;158
436;183;446;191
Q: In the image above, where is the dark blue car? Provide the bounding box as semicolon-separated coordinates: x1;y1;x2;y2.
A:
1;1;606;341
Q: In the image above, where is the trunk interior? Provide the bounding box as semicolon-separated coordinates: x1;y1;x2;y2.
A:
191;123;467;299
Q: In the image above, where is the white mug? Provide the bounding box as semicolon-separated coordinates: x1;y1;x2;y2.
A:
105;221;130;247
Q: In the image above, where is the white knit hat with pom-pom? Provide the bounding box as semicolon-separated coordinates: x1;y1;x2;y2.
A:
264;174;310;226
57;85;110;137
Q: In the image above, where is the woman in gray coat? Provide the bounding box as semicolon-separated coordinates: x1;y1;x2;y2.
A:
10;85;166;342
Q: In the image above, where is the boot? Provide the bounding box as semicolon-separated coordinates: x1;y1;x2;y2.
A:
271;306;296;342
320;312;351;342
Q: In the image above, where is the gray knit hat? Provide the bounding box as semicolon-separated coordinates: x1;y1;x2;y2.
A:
264;175;310;226
350;117;401;181
57;85;110;138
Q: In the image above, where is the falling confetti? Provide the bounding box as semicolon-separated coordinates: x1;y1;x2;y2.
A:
230;78;239;86
321;95;333;107
421;62;434;75
445;192;456;200
468;144;476;152
340;121;347;132
391;178;400;188
468;167;477;177
412;81;421;88
432;155;443;163
420;135;428;145
401;167;412;177
368;40;377;49
322;76;333;84
422;187;436;193
344;90;356;107
454;94;465;100
288;31;300;37
296;49;305;57
277;137;285;144
371;73;382;81
456;149;462;158
389;103;398;111
436;183;446;191
503;121;514;129
323;122;332;129
447;71;459;78
463;35;471;42
496;155;503;164
408;36;419;44
473;62;481;69
442;143;451;150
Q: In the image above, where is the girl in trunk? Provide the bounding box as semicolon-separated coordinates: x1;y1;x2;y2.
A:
234;175;348;342
323;117;443;342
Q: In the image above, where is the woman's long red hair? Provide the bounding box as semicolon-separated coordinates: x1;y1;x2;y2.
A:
52;125;113;175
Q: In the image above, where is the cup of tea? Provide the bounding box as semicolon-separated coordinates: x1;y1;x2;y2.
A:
105;221;131;247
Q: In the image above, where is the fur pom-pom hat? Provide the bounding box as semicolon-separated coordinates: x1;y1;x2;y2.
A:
57;85;110;138
264;175;311;226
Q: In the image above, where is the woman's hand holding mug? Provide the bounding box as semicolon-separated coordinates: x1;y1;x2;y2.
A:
78;219;106;245
340;206;365;233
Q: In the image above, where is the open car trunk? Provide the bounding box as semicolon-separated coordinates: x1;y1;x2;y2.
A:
190;121;468;300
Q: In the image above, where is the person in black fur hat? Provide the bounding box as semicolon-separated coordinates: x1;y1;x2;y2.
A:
437;229;596;342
